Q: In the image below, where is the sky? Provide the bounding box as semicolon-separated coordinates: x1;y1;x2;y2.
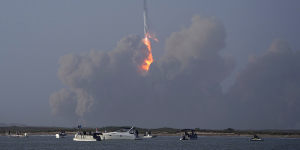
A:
1;0;300;129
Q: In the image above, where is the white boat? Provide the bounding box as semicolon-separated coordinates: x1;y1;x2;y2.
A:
73;132;103;141
143;134;154;139
56;131;67;138
143;131;156;139
250;138;263;141
102;127;140;140
250;135;263;141
9;133;28;138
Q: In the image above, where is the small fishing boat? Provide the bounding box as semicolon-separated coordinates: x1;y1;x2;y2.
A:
56;131;67;138
8;131;28;138
250;134;263;141
143;131;156;139
179;129;197;140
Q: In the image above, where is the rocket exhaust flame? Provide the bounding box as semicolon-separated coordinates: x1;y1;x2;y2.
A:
141;33;153;71
140;0;157;72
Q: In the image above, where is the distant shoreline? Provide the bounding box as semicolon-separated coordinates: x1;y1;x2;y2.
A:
2;132;300;138
1;126;300;138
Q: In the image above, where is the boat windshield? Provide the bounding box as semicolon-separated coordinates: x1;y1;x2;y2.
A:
115;128;131;132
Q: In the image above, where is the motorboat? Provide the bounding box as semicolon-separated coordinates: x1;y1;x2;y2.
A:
102;127;140;140
143;131;156;139
250;134;263;141
8;132;28;138
56;131;67;138
73;132;103;141
179;129;197;140
73;125;103;141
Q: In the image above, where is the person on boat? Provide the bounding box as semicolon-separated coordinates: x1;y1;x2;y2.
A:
191;130;197;138
181;134;187;140
135;130;139;137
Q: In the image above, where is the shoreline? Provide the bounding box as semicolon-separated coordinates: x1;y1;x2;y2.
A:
153;133;300;138
1;132;300;138
1;126;300;138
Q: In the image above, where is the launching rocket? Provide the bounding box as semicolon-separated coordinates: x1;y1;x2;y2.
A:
140;0;155;72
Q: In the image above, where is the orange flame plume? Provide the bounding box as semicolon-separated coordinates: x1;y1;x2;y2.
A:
140;32;155;72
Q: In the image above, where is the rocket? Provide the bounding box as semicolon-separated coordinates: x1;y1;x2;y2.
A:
143;0;149;35
140;0;155;72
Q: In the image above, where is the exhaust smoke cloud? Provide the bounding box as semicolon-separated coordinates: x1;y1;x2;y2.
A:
49;3;300;129
49;16;234;128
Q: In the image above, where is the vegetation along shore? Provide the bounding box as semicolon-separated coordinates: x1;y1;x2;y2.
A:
1;126;300;138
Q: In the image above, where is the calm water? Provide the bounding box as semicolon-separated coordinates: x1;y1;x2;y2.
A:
1;135;300;150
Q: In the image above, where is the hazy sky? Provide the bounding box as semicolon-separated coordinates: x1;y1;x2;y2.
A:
1;0;300;129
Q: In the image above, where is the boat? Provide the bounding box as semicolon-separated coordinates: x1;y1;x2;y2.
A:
8;131;28;138
73;125;103;141
179;129;197;140
102;127;140;140
73;132;103;141
56;131;67;138
250;134;263;141
143;131;157;139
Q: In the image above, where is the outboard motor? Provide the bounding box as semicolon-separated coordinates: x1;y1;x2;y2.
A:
93;133;102;141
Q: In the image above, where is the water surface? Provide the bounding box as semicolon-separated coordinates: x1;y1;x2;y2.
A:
0;135;299;150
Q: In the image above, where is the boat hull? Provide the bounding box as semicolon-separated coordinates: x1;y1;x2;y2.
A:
102;132;138;140
143;135;157;139
9;133;28;138
73;137;97;141
250;138;263;141
73;133;102;141
56;133;66;139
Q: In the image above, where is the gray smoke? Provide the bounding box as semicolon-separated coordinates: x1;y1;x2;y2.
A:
50;35;151;124
49;16;233;128
148;16;234;127
49;15;300;129
226;39;300;129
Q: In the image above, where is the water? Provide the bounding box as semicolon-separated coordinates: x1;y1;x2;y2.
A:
1;135;300;150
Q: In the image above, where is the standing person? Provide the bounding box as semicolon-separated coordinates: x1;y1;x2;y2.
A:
135;130;139;137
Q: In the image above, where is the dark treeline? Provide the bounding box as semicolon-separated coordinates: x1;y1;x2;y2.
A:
0;126;179;134
1;126;300;136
